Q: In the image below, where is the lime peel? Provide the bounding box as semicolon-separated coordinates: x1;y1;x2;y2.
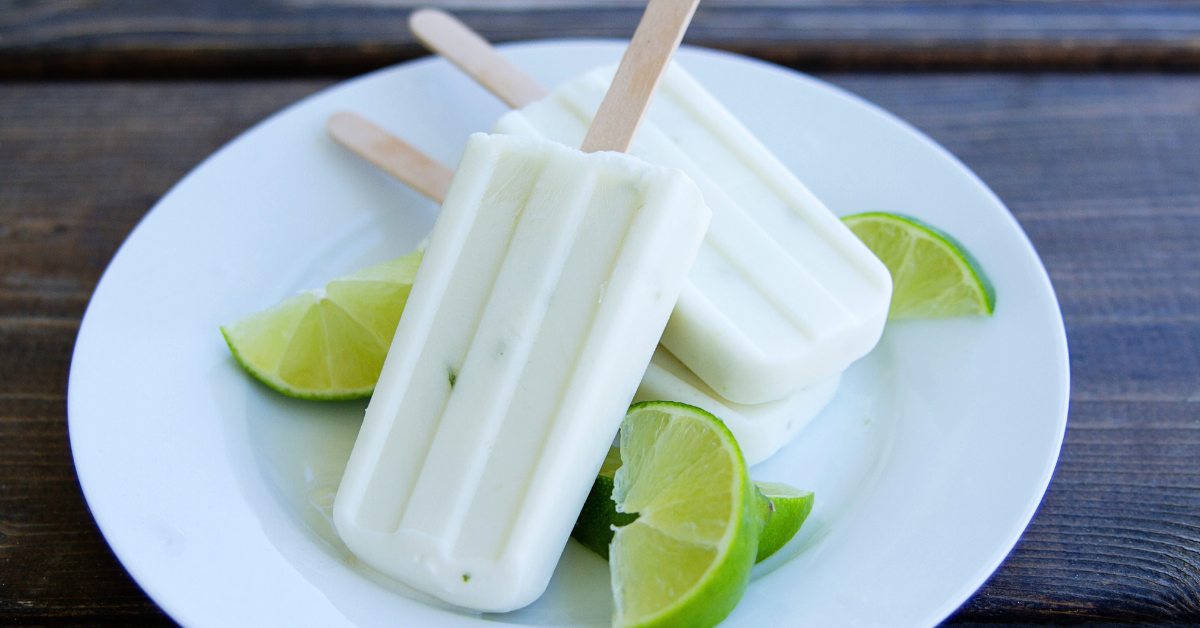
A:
753;482;814;563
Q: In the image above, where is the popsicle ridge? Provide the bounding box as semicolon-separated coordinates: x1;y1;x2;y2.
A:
348;137;547;535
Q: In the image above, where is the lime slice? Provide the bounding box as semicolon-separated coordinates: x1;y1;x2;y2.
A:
221;251;422;399
843;212;995;319
754;481;813;562
610;401;770;628
573;448;811;564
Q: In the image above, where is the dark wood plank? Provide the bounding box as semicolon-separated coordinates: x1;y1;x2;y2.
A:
2;73;1200;624
5;1;1200;78
0;79;333;627
0;80;332;323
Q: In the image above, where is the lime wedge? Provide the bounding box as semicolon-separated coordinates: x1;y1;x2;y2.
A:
753;482;813;562
221;251;422;399
843;212;994;319
610;401;770;628
572;447;636;560
574;448;812;564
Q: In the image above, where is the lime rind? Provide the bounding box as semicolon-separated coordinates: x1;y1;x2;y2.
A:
843;212;995;319
753;482;814;563
611;401;767;628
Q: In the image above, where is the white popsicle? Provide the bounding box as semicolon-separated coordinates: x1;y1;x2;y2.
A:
411;11;893;404
634;346;840;465
328;111;841;465
494;64;891;404
334;0;708;611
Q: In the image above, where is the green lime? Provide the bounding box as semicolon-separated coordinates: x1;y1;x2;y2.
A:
572;446;636;560
843;212;995;319
221;251;422;399
573;448;810;564
609;401;770;628
753;482;813;563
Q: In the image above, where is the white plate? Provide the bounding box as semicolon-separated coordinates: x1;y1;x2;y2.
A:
68;42;1069;628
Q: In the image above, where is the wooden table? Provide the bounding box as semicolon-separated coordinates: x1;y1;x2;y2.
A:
3;2;1200;626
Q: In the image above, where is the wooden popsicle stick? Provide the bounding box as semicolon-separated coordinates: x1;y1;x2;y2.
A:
409;8;549;109
581;0;701;154
327;111;454;203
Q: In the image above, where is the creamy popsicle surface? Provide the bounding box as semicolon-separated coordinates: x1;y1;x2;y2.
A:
333;132;709;611
328;110;843;469
493;63;893;404
635;346;840;465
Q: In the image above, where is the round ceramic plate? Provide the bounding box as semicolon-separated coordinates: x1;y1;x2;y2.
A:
68;42;1069;628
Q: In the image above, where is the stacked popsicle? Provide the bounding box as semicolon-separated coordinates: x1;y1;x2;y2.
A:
330;0;892;613
488;59;887;457
326;112;845;468
346;9;892;464
411;10;892;405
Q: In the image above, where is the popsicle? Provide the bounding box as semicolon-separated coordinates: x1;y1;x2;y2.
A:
634;347;840;465
411;10;893;404
333;0;709;612
328;111;841;465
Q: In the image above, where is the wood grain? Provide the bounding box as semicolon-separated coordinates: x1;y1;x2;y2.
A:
5;1;1200;78
0;80;333;626
3;74;1200;625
